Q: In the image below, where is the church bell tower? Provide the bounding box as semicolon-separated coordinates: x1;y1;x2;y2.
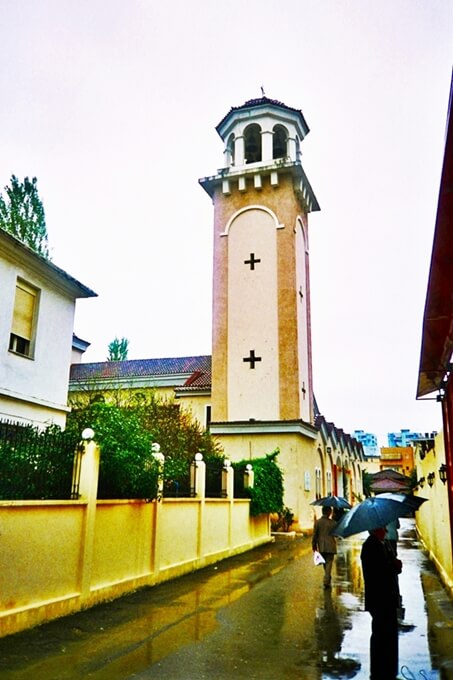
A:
200;96;319;438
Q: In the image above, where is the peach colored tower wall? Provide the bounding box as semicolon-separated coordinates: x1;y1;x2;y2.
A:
211;172;312;424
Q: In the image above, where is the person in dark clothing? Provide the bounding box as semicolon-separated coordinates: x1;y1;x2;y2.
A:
360;526;402;680
312;506;337;588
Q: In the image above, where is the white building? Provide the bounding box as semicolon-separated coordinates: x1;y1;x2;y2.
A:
0;229;96;427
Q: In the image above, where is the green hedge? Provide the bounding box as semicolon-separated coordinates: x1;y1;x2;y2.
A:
233;449;284;516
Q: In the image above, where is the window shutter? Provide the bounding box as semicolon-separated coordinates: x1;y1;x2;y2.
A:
11;282;36;341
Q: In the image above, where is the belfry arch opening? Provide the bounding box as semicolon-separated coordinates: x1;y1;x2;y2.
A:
273;125;287;159
244;124;262;164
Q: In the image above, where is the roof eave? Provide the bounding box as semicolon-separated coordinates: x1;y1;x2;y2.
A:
417;73;453;398
0;229;97;299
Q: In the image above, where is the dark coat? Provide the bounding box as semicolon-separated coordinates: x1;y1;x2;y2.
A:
360;533;400;614
312;515;337;554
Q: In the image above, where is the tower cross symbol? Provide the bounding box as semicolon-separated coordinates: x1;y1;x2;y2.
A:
244;253;261;270
243;349;262;369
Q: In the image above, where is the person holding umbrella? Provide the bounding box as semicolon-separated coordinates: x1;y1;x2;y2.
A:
312;506;338;589
331;494;426;679
361;526;402;680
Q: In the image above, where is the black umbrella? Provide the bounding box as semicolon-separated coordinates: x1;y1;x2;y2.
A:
310;495;352;509
377;492;428;512
332;496;411;538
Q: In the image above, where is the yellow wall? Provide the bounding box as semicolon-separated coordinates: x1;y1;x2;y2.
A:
213;430;319;531
0;494;270;638
415;432;452;594
176;393;211;430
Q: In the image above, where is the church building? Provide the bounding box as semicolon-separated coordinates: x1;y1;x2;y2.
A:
69;96;364;531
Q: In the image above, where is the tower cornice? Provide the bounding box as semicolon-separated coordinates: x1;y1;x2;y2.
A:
199;160;320;213
210;419;319;439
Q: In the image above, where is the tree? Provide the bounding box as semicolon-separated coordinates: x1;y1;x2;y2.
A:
107;337;129;361
0;175;49;258
65;394;224;499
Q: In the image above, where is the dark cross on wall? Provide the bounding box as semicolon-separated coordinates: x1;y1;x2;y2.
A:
244;253;261;270
243;349;262;369
301;381;306;399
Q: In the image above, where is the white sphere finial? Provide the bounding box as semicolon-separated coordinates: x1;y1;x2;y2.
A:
81;428;94;440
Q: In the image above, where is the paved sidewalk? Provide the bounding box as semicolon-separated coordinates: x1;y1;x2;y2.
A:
329;519;453;680
0;518;451;679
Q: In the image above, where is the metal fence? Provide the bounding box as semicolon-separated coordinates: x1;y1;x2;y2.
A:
205;460;226;498
163;461;195;498
233;462;251;499
0;419;79;500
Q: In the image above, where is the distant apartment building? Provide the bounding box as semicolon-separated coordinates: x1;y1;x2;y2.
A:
380;446;415;476
353;430;379;458
387;429;438;447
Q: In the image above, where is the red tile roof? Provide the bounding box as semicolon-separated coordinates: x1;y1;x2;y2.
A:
70;355;211;383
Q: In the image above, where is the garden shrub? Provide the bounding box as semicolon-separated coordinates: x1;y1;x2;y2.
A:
66;393;224;499
65;402;159;499
233;448;284;516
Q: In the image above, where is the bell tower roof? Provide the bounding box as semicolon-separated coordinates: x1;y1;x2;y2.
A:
216;96;310;141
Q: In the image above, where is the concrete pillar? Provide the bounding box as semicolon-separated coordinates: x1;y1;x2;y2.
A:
287;135;297;161
151;443;164;576
193;453;206;560
223;459;234;548
152;443;165;500
235;135;245;166
222;459;234;498
244;463;254;489
77;432;100;601
261;130;273;162
193;452;206;498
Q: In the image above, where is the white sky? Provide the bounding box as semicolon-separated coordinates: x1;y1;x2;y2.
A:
1;0;452;445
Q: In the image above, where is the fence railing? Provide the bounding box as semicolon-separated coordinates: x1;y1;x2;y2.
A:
0;420;254;502
0;419;79;500
163;463;194;497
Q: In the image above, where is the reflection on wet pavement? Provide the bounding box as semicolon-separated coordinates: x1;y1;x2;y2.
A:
0;518;446;679
333;520;442;680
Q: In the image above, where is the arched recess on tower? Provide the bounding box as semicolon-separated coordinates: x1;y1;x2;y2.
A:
226;207;279;421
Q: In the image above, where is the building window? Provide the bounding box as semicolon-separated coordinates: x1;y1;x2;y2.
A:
315;467;322;499
9;279;39;358
326;470;332;496
205;405;211;431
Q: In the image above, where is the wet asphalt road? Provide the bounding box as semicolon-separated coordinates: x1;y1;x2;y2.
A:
0;518;450;679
